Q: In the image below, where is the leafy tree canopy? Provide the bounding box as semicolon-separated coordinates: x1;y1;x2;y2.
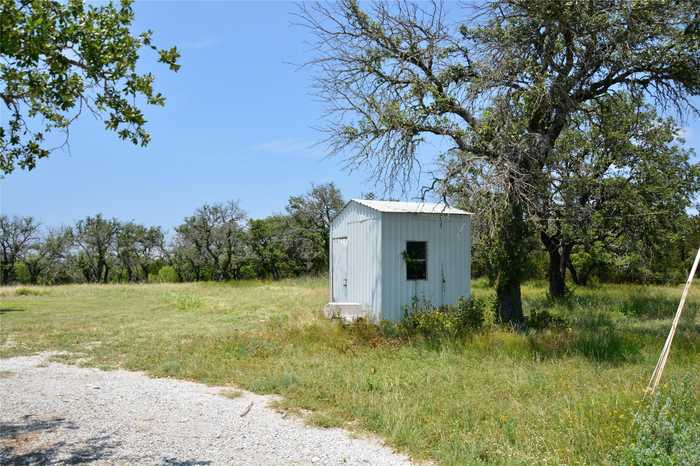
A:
0;0;180;173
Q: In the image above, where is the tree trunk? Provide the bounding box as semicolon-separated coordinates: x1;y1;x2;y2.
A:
1;263;13;285
547;247;567;298
540;232;567;298
579;269;591;286
567;258;581;285
27;262;41;284
566;256;592;286
496;276;523;324
494;201;527;325
560;243;571;284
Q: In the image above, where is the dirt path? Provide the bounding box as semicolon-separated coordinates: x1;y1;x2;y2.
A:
0;353;414;465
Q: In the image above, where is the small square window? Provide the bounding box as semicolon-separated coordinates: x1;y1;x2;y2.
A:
405;241;427;280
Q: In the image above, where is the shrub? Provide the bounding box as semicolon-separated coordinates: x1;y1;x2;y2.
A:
15;287;46;296
455;297;487;329
171;293;202;311
613;378;700;465
157;266;178;283
14;262;30;283
397;297;489;341
238;263;257;280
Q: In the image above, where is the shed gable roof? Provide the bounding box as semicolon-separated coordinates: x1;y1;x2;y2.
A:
351;199;471;215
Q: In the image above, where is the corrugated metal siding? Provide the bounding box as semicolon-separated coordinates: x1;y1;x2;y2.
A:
329;201;382;319
380;213;471;321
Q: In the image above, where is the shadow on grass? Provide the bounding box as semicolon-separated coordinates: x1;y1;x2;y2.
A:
0;308;25;315
526;312;647;364
525;290;699;321
260;312;646;365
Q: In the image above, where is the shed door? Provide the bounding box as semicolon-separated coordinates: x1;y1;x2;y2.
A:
332;237;348;302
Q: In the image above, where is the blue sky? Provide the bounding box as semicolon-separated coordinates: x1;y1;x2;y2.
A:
1;1;699;231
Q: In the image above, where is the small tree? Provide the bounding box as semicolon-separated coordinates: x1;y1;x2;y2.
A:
248;216;292;279
286;182;344;273
0;215;39;284
73;215;120;283
21;227;73;284
116;223;165;282
173;201;248;280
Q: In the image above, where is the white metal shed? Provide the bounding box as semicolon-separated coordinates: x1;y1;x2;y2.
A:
325;199;472;322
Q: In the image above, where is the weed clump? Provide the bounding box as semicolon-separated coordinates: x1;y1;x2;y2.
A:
220;389;243;399
528;311;642;363
613;378;700;465
15;287;47;296
394;297;491;341
527;309;566;330
169;293;202;311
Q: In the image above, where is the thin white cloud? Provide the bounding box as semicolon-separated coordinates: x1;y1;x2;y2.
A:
180;37;219;50
250;137;323;158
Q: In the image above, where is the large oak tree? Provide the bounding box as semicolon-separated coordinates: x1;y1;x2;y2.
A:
300;0;699;323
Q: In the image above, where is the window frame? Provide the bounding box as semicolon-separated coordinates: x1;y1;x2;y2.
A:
405;240;428;281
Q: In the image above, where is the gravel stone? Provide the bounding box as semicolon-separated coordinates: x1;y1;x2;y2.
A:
0;353;415;465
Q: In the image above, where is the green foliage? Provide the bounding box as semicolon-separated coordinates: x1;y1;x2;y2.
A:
286;182;344;274
13;262;29;283
21;226;73;285
238;262;257;280
613;379;700;466
73;215;121;283
0;215;40;285
248;216;295;279
117;222;165;282
552;96;700;288
156;265;178;283
172;201;248;281
0;0;180;173
168;183;342;282
456;296;491;329
396;296;489;341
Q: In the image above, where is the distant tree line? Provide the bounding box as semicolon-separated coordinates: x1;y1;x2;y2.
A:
4;173;700;288
0;183;344;285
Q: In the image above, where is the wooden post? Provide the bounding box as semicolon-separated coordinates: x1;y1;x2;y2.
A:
646;245;700;395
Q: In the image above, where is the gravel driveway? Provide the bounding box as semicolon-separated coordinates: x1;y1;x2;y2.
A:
0;353;414;465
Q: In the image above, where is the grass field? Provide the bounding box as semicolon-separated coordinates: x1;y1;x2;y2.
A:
2;278;700;465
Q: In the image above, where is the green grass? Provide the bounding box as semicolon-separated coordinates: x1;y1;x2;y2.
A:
2;277;700;465
219;388;244;399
